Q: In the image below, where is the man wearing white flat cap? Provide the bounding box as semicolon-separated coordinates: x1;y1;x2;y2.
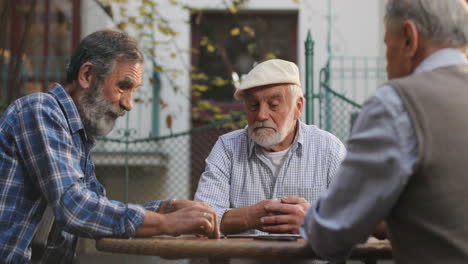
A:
195;59;346;235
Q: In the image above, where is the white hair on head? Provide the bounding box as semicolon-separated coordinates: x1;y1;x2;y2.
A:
287;84;304;101
385;0;468;47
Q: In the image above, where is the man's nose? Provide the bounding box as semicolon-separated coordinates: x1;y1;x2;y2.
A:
120;92;133;111
257;104;269;121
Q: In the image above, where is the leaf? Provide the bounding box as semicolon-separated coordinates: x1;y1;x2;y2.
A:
154;65;163;72
139;7;148;16
228;7;238;14
200;37;209;46
192;84;208;92
242;26;255;37
214;114;225;120
135;23;143;30
211;77;228;87
206;44;216;53
170;52;177;58
197;101;212;109
159;98;168;109
166;115;173;129
117;22;127;30
169;0;178;6
293;0;300;3
143;0;158;7
192;112;200;119
247;43;256;54
264;52;277;60
158;25;177;36
230;27;240;36
152;40;171;45
128;16;136;24
190;73;209;80
134;98;144;103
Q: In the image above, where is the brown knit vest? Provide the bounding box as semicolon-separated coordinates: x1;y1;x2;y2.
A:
388;65;468;264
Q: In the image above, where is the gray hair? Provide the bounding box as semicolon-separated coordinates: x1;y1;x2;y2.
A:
66;30;144;84
385;0;468;47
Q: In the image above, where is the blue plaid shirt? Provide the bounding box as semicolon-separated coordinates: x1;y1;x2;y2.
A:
0;84;161;263
194;122;346;234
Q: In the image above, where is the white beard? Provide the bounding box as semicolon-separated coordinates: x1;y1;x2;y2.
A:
248;110;296;149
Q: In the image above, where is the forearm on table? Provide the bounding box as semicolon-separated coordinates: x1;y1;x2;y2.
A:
59;182;146;237
134;210;167;236
220;206;256;234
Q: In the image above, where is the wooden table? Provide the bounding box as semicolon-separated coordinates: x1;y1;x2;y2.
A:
95;236;392;262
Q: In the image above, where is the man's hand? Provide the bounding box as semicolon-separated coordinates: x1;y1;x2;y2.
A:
159;205;220;238
280;196;311;211
260;196;310;234
220;199;281;234
136;204;220;238
246;199;282;229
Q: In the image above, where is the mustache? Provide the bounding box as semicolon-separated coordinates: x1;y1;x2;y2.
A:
115;108;126;116
254;126;275;130
252;121;277;130
107;108;126;119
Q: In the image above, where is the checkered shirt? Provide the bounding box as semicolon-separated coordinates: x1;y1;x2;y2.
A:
0;84;161;263
194;121;346;234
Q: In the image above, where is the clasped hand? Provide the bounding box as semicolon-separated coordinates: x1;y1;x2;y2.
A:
258;196;310;234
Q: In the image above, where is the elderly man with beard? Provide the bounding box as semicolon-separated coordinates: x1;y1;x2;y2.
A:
0;30;219;263
195;59;346;236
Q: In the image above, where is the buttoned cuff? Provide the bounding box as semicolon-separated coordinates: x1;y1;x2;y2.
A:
121;204;146;237
143;200;163;212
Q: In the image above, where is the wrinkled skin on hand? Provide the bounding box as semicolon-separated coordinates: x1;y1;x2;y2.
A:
159;204;220;238
260;196;311;234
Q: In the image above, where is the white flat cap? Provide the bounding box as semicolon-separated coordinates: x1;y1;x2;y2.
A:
234;59;301;100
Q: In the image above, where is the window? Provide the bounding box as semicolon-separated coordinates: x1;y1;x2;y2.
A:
0;0;80;106
191;12;298;117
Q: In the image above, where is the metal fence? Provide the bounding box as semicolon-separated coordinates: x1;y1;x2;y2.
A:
91;113;245;205
317;56;387;142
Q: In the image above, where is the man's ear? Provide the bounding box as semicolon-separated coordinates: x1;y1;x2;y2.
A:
402;20;419;58
77;62;95;90
294;97;304;120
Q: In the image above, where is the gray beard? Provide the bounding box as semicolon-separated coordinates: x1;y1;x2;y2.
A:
248;113;297;149
77;81;124;141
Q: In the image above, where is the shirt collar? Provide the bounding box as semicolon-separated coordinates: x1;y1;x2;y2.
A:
247;120;304;157
414;48;468;74
47;83;84;135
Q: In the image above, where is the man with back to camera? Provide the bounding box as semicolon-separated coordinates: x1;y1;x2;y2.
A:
0;30;219;263
261;0;468;263
195;59;346;236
